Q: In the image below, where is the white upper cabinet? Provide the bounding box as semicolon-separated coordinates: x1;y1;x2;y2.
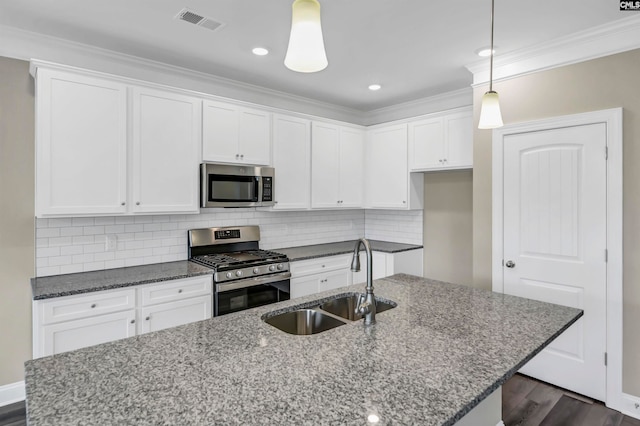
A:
272;114;311;210
337;127;365;208
131;87;201;214
409;108;473;171
202;100;271;165
311;122;364;209
36;68;128;216
366;123;423;210
34;66;202;217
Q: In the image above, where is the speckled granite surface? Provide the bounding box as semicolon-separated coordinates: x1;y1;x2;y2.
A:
25;274;581;426
31;261;213;300
276;240;423;261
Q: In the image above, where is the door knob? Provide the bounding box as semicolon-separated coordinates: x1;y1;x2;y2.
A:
505;260;516;268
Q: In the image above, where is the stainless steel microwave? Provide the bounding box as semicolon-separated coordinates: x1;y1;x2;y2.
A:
201;163;275;208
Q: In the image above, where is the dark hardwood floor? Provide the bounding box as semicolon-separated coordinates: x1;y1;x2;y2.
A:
0;400;26;426
503;374;640;426
1;374;637;425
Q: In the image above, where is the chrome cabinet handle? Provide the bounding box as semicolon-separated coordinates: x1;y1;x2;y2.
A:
130;319;135;324
145;316;150;321
121;202;126;206
505;260;516;268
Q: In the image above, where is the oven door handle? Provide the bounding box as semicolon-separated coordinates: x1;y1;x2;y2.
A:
216;272;292;293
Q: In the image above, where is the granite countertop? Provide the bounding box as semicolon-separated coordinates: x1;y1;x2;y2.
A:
25;274;582;425
30;261;213;300
275;240;423;262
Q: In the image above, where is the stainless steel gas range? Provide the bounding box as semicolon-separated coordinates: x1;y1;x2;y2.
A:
188;226;290;316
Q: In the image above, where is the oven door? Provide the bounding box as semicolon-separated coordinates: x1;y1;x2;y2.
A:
214;272;291;316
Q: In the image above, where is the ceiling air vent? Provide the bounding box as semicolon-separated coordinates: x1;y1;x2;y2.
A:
176;8;224;32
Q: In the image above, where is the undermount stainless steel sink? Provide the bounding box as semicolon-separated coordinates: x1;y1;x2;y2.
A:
264;309;347;335
320;294;397;321
264;293;398;335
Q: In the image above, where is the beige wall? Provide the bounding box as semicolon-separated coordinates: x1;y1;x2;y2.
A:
0;57;35;386
423;170;473;286
472;48;640;396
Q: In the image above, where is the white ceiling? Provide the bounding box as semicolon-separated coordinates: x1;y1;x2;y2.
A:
0;0;627;111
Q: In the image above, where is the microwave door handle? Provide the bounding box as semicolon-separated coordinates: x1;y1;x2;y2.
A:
216;272;292;293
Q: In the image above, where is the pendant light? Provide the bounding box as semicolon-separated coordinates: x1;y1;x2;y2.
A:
478;0;504;129
284;0;328;73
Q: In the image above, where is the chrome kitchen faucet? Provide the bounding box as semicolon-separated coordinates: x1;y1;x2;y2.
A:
351;238;376;325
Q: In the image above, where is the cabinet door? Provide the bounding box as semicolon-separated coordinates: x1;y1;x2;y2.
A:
132;88;201;214
202;100;240;163
36;69;128;216
238;108;271;165
202;100;270;165
140;295;212;334
311;122;341;208
366;124;408;208
409;117;444;171
320;269;352;292
338;128;364;208
272;114;311;210
40;310;136;357
443;111;473;169
291;275;320;299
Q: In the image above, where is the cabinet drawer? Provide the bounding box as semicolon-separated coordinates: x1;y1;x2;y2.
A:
290;254;351;277
139;276;212;306
39;288;136;325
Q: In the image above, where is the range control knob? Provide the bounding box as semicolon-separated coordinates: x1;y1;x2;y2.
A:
225;272;232;279
277;264;284;270
253;268;260;274
269;265;276;272
235;270;243;277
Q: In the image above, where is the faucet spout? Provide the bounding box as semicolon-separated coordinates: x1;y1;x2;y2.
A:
351;238;376;325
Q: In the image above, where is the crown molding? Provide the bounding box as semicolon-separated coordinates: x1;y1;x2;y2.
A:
363;88;472;126
0;25;367;124
466;15;640;86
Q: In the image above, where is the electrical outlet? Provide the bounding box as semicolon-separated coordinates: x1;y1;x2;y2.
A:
105;234;117;252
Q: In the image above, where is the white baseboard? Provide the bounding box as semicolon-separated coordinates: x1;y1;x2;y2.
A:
622;393;640;420
0;381;25;407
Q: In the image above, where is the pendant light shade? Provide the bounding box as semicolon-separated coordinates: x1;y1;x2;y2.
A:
478;91;504;129
284;0;328;73
478;0;504;129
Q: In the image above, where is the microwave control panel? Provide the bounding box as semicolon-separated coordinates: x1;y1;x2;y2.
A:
262;177;273;202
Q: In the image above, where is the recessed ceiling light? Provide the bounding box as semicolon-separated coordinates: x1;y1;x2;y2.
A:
252;47;269;56
368;84;381;91
476;47;496;57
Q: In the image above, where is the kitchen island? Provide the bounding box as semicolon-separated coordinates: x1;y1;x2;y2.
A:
24;274;582;425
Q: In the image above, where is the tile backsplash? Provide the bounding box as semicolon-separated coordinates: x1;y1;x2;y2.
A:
364;210;423;245
35;209;422;277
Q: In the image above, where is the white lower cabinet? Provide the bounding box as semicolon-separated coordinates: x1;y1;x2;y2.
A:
139;296;211;334
290;255;353;299
137;276;212;334
290;249;424;299
41;310;136;356
33;275;213;358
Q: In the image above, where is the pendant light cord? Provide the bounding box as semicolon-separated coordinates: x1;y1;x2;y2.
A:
489;0;495;92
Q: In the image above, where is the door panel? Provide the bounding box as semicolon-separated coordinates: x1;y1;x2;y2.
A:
311;123;340;208
502;123;606;401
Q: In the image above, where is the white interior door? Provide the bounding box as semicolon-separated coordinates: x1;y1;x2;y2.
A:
501;123;607;401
